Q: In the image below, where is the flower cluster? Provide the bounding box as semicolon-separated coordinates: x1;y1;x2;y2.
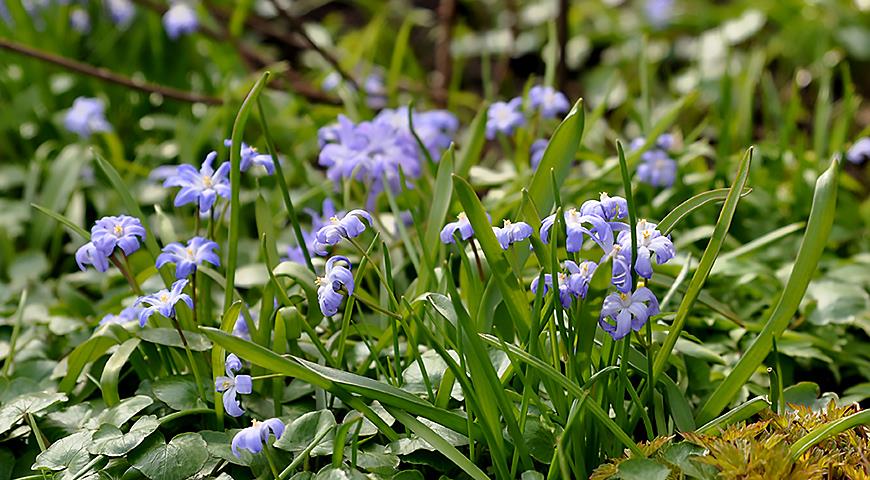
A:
535;193;675;339
285;199;344;264
100;305;142;326
439;212;533;251
312;209;373;256
318;107;458;199
316;256;355;316
216;354;252;417
75;215;146;272
156;236;220;279
631;134;677;188
486;85;570;139
64;97;112;139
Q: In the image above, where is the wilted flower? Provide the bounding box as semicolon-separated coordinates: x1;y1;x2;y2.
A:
617;219;674;278
75;242;111;272
530;139;548;169
231;418;286;457
216;353;252;418
105;0;135;26
163;2;197;39
637;150;677;188
223;139;275;174
135;279;193;326
493;220;533;250
528;86;570;119
316;256;354;316
440;212;477;244
64;97;111;139
69;8;90;33
599;287;660;340
100;305;141;325
156;236;220;279
90;215;146;257
846;137;870;164
312;209;373;255
486;98;525;139
163;151;231;213
540;208;612;252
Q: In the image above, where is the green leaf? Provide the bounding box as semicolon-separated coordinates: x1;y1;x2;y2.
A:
30;203;90;240
274;410;336;456
652;147;753;385
151;376;204;411
527;99;585;218
617;458;671;480
59;335;121;393
789;409;870;460
32;430;91;473
135;328;211;351
313;465;367;480
30;145;86;248
88;415;160;457
418;146;455;293
130;432;209;480
100;338;140;407
0;391;67;435
453;175;531;336
455;105;488;177
695;397;770;434
84;395;153;430
657;187;752;236
201;430;250;466
697;156;840;424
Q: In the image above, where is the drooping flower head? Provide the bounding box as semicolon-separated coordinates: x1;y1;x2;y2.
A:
564;260;597;299
493;220;533;250
156;236;220;279
135;279;193;326
64;97;112;139
163;151;231;213
599;287;660;340
75;242;111;272
440;212;476;245
540;208;612;252
215;353;252;417
580;193;629;222
231;418;286;457
100;305;142;326
528;86;570;119
316;256;354;317
363;72;387;109
90;215;147;257
530;139;548;170
846;137;870;164
617;219;674;279
486;98;525;139
531;273;574;308
105;0;135;26
163;2;198;39
312;209;373;255
232;315;251;340
223;139;275;174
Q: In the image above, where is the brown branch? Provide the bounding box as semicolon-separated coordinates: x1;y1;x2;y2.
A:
433;0;455;107
266;0;358;90
0;36;223;105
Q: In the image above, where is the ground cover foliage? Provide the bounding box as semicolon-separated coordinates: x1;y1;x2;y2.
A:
1;0;870;479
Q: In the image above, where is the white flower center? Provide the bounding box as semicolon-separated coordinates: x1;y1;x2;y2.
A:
202;175;213;188
186;247;195;260
113;225;124;236
159;293;169;303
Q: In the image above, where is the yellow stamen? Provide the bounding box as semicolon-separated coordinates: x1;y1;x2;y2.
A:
113;225;123;236
202;175;213;188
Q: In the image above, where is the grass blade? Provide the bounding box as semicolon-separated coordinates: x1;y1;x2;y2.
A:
695;397;770;434
789;409;870;460
455;104;488;177
99;338;140;407
696;156;840;424
526;99;584;218
30;204;90;240
657;187;753;236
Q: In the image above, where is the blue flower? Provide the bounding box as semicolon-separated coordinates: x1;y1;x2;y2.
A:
317;256;354;316
232;418;286;457
540;208;612;252
363;72;387;109
564;260;597;299
163;151;231;213
644;0;674;28
585;225;633;293
580;193;629;222
90;215;147;257
486;98;525;139
599;287;660;340
528;86;570;119
847;137;870;164
100;305;141;325
135;279;193;326
637;150;677;188
530;139;548;170
617;219;674;279
312;209;373;255
70;8;90;33
440;212;478;244
321;72;342;91
105;0;135;26
374;107;459;160
163;2;198;39
223;139;275;174
64;97;112;139
216;353;252;418
493;220;533;250
156;236;220;279
232;315;251;340
75;242;111;272
531;273;574;308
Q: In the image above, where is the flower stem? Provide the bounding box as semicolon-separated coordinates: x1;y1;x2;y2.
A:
111;253;143;296
347;237;399;309
170;315;207;402
468;240;486;280
264;444;281;479
351;293;402;319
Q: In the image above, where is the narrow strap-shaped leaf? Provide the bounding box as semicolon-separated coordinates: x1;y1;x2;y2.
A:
696;156;839;424
526;99;584;218
455;105;488;177
100;338;141;406
657;187;753;236
30;203;90;240
695;397;770;434
453;175;531;337
417;145;455;295
789;408;870;460
652;147;753;385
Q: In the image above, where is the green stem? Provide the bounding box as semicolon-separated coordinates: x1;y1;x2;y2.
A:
1;290;27;377
351;293;402;319
264;444;280;479
347;237;399;308
170;315;207;402
111;253;143;296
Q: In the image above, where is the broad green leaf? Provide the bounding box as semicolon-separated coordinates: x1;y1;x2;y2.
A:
30;145;86;248
313;465;367;480
652;148;753;384
0;391;67;435
135;328;211;351
130;432;209;480
31;430;91;474
59;335;120;393
617;458;671;480
527;99;585;218
84;395;153;430
88;415;160;456
274;410;336;456
151;376;204;411
697;157;840;424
